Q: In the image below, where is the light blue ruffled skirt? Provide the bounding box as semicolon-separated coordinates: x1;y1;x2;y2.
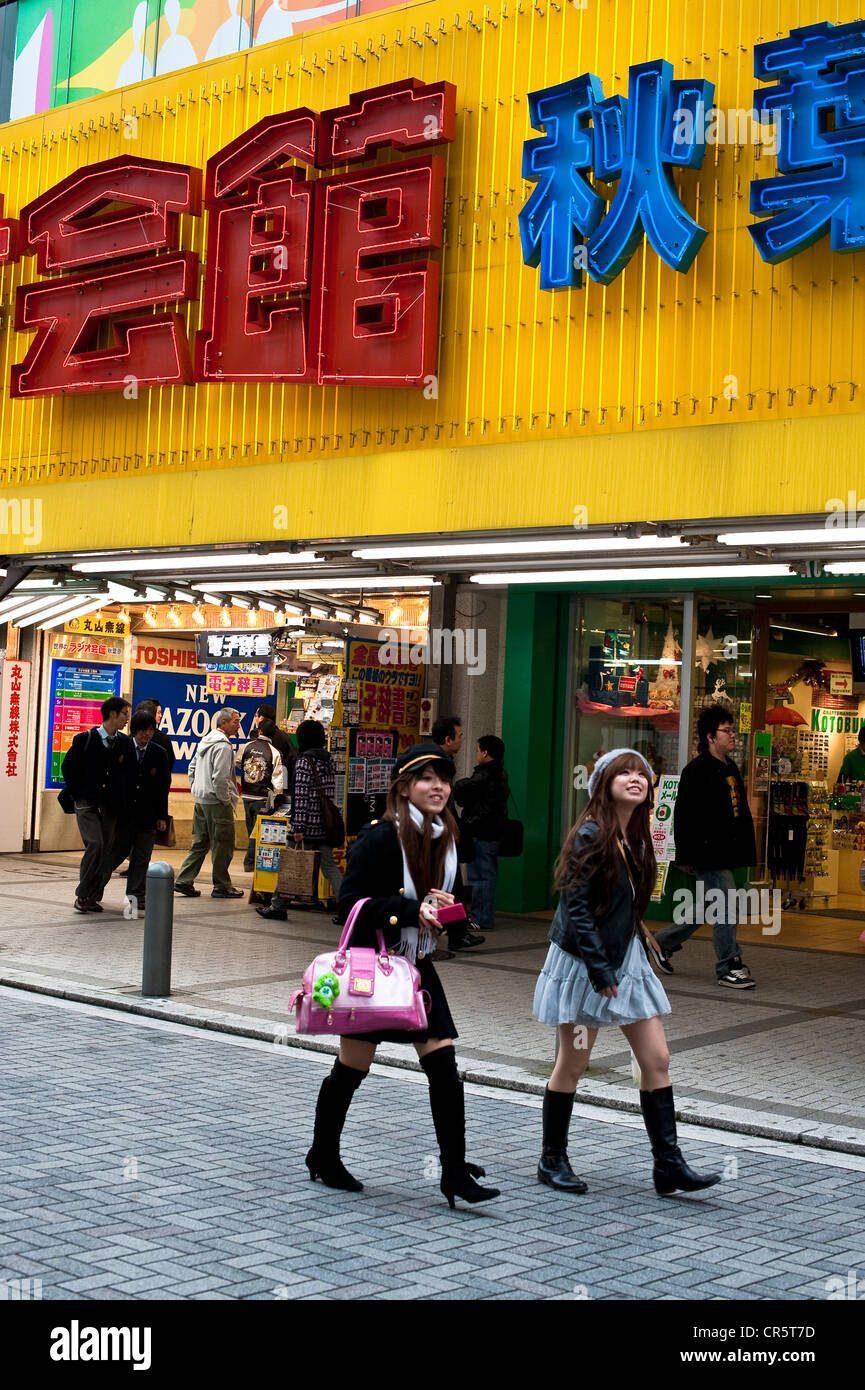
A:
533;935;671;1029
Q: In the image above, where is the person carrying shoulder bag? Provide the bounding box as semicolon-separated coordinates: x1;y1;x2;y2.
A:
532;748;721;1199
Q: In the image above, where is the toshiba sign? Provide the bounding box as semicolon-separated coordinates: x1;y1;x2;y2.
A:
132;640;201;672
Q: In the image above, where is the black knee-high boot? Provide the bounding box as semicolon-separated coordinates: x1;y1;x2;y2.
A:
420;1046;500;1209
306;1059;367;1192
640;1086;721;1196
537;1087;588;1193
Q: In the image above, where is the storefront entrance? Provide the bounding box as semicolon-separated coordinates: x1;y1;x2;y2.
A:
747;601;865;955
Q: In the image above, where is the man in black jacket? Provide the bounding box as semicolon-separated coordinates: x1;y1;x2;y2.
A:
655;705;758;989
61;695;132;913
454;735;509;935
102;711;171;914
135;698;176;774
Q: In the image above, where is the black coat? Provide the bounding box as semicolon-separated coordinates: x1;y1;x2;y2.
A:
548;823;640;991
336;818;457;1043
127;742;170;830
151;728;176;775
673;752;757;870
454;761;509;840
337;820;421;945
61;727;134;812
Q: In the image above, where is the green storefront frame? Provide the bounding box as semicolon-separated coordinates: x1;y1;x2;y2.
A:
496;573;835;917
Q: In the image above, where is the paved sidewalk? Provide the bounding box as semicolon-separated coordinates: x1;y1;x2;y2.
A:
1;852;865;1152
4;988;865;1301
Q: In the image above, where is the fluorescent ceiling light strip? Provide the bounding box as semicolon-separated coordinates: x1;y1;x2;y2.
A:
719;528;865;546
281;576;437;590
105;580;172;603
0;592;83;622
771;622;838;637
36;599;112;631
19;580;84;591
353;536;687;560
192;577;437;592
22;595;105;629
73;551;321;573
470;565;794;585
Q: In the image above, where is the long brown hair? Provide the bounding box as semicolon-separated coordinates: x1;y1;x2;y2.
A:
384;766;459;900
554;753;655;918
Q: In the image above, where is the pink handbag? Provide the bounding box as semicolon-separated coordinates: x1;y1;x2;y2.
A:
288;897;431;1035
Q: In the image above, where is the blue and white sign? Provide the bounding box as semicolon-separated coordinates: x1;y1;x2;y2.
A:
132;670;262;780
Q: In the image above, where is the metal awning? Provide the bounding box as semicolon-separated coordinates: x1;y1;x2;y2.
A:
3;510;865;624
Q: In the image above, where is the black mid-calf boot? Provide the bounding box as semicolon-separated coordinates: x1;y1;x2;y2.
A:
538;1087;588;1193
305;1059;367;1192
639;1086;721;1196
420;1046;501;1209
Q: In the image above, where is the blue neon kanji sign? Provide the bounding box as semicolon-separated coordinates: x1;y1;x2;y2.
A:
750;21;865;264
520;60;713;289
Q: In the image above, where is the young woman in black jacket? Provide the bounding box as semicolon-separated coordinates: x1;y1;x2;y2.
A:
533;749;721;1198
305;743;500;1210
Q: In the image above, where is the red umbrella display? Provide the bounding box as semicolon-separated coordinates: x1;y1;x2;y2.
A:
764;706;806;726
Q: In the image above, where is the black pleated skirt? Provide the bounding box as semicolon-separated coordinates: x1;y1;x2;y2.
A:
344;956;458;1044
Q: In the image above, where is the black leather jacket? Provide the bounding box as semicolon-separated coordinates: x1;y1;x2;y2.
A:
548;822;640;991
454;762;509;839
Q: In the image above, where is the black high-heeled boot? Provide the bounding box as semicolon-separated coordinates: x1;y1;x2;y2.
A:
537;1087;588;1193
305;1059;367;1192
639;1086;721;1196
420;1046;500;1210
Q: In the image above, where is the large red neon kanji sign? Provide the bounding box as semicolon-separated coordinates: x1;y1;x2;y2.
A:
7;81;455;398
195;112;317;384
0;195;20;265
196;79;454;389
309;158;444;387
12;158;201;398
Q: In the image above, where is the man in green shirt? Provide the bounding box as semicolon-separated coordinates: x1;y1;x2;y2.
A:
839;727;865;783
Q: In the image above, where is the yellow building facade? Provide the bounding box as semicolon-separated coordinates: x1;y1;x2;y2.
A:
1;0;864;553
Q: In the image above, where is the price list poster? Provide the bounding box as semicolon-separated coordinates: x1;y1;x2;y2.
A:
46;661;122;789
343;641;425;834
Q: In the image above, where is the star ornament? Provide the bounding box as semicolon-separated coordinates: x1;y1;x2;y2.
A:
695;627;715;673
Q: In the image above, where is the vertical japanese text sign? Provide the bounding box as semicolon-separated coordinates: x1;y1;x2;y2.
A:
0;660;31;852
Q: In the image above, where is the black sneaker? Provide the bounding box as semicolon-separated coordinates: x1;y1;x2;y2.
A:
645;940;674;975
452;931;486;949
717;968;756;989
211;886;243;899
174;883;201;897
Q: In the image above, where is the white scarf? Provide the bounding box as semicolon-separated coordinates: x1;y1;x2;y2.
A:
393;802;458;964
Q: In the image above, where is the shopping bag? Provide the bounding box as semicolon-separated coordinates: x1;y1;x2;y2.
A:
278;841;321;903
498;817;524;857
155;815;176;847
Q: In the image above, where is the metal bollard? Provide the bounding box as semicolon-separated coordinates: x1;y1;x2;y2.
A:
142;861;175;997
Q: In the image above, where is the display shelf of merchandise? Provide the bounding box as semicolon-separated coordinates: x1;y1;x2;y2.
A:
769;777;835;906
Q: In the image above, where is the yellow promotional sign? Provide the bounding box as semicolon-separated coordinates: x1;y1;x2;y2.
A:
1;0;865;551
66;615;130;636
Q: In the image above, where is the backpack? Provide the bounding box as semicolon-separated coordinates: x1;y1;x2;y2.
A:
241;738;274;798
309;757;346;848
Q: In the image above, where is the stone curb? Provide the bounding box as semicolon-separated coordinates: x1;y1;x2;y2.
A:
3;967;865;1158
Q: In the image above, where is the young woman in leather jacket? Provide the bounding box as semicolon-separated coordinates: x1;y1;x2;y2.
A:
533;749;721;1199
304;743;500;1211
